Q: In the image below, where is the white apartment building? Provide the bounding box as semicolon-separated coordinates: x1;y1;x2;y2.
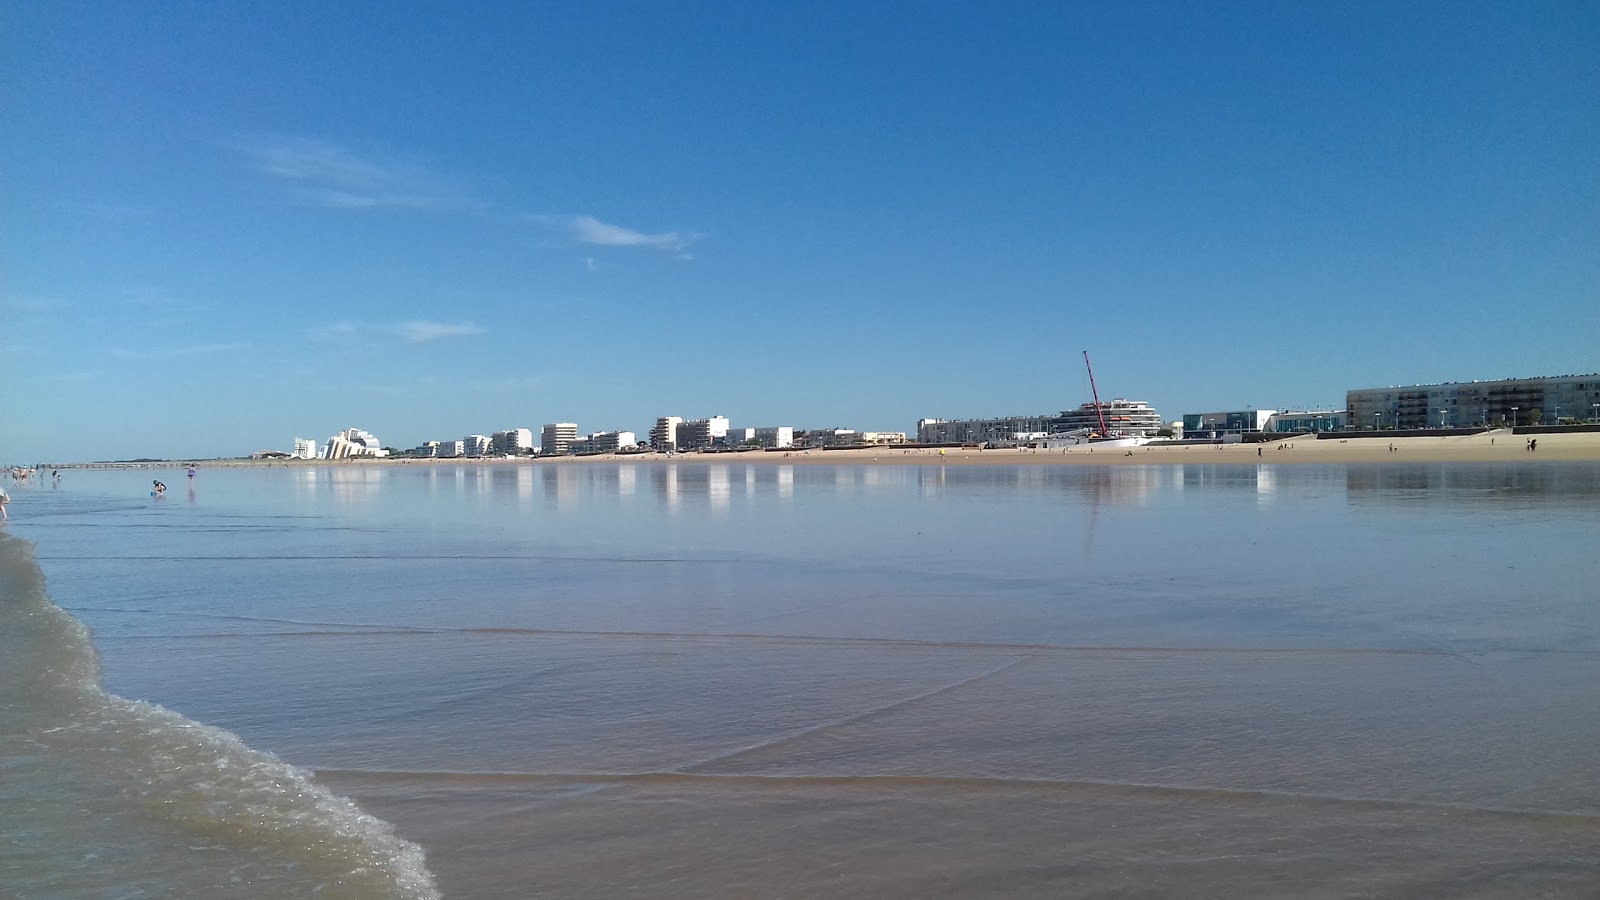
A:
573;431;638;454
541;423;578;455
677;416;730;450
438;440;464;458
859;431;907;444
491;428;534;455
411;441;440;458
463;435;492;457
292;438;318;460
753;426;794;449
650;416;684;451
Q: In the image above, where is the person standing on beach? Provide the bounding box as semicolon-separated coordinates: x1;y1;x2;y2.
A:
187;465;196;480
1;485;9;519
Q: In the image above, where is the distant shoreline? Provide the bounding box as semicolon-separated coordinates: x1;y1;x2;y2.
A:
44;430;1600;469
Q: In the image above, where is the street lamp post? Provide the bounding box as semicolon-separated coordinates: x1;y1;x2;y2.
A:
1511;406;1518;428
1592;402;1599;424
1554;405;1560;426
1373;412;1381;431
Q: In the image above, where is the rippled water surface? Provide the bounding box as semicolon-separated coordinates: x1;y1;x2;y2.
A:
5;461;1598;898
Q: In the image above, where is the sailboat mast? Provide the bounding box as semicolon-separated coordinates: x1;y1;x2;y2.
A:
1083;351;1109;435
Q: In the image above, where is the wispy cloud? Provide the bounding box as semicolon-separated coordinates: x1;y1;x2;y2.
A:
237;136;484;212
307;320;484;344
570;215;691;250
113;343;249;361
393;320;484;343
532;214;700;254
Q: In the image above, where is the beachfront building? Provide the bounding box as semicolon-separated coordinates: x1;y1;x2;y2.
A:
677;416;730;450
571;430;638;455
650;416;684;451
919;400;1163;446
796;428;866;448
437;440;464;458
726;427;756;446
1266;410;1348;433
324;428;388;459
1181;410;1277;439
861;431;906;444
917;415;1053;446
491;428;534;455
1053;399;1164;435
292;438;318;460
463;435;492;457
411;441;440;458
753;426;794;449
1347;374;1600;430
541;423;578;455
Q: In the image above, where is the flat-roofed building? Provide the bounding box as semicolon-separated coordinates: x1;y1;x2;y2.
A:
753;426;794;448
572;430;637;454
541;423;578;455
1348;374;1600;430
1266;411;1347;433
917;415;1052;445
859;431;907;444
678;416;729;450
650;416;683;451
492;428;534;455
1181;410;1276;439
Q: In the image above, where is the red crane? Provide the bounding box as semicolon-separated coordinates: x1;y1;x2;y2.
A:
1083;351;1110;436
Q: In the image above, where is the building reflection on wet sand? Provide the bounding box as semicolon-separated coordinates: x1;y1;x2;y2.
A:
297;460;1600;514
1346;462;1600;508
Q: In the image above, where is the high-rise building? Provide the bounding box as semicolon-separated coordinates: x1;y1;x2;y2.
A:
463;435;492;457
491;428;534;455
650;416;683;451
541;423;578;455
677;416;729;450
292;438;318;460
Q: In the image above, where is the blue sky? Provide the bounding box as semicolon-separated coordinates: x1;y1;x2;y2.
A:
5;1;1596;461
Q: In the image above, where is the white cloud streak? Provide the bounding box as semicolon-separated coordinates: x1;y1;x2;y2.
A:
530;214;700;254
237;136;484;212
393;320;484;343
569;215;691;250
307;320;484;344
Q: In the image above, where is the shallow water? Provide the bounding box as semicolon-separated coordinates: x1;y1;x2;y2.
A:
4;462;1598;897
